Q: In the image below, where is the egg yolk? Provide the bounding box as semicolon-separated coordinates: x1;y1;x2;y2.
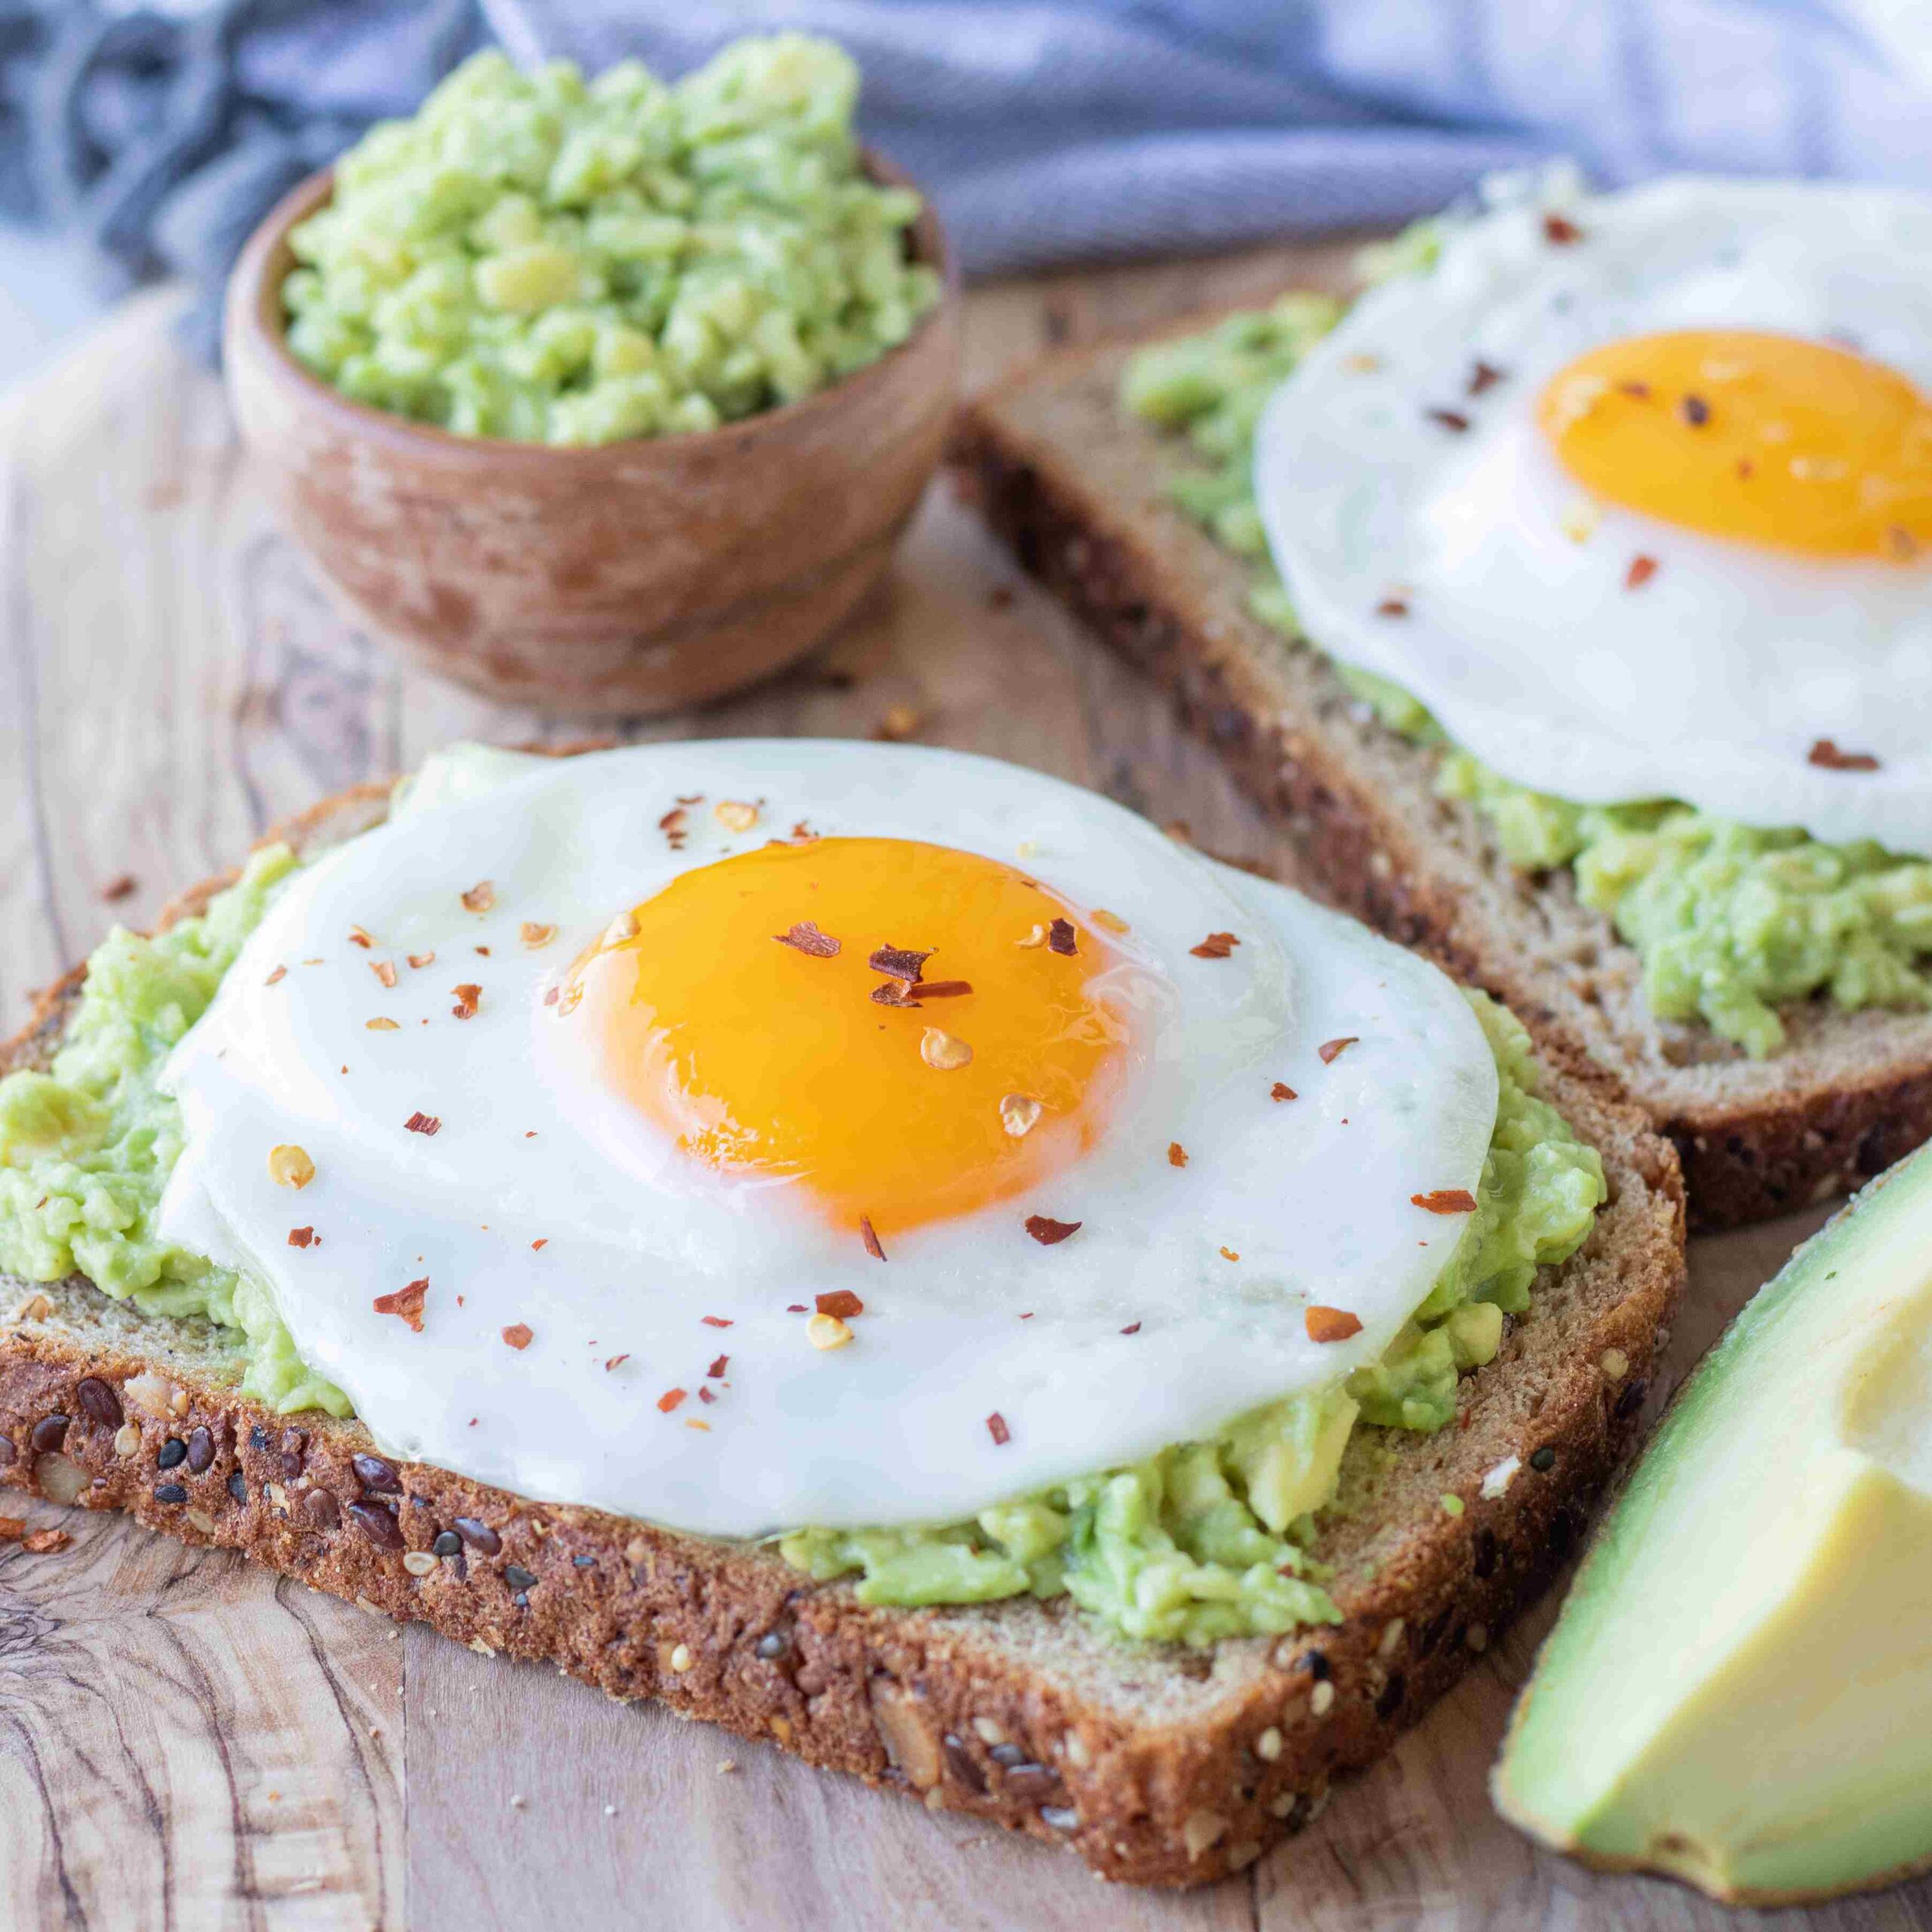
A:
1539;329;1931;561
563;836;1132;1238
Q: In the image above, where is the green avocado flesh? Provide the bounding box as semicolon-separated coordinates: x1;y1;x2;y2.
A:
282;38;940;445
0;848;349;1416
1494;1144;1932;1901
1121;246;1932;1060
0;785;1600;1645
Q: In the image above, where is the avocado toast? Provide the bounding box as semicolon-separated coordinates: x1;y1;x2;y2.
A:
958;331;1932;1229
0;752;1683;1887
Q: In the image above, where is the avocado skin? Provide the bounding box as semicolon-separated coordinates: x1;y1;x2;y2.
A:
1492;1142;1932;1904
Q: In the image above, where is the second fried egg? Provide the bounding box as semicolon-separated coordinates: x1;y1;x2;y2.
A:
1255;171;1932;854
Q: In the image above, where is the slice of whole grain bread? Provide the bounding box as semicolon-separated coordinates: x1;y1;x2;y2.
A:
0;773;1683;1888
955;335;1932;1230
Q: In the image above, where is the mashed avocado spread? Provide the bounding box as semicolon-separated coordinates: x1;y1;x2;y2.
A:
282;37;940;445
0;849;348;1416
0;833;1600;1646
1122;242;1932;1060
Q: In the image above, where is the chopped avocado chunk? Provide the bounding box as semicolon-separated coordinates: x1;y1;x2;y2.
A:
1494;1142;1932;1902
283;38;940;445
782;991;1604;1643
1122;242;1932;1058
0;848;349;1417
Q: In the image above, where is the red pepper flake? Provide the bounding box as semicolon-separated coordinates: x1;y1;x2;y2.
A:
460;881;496;915
1189;931;1239;959
451;983;481;1020
677;793;703;806
1542;211;1584;245
1466;359;1506;395
1025;1214;1081;1246
859;1216;887;1262
408;952;436;970
1168;1142;1188;1168
660;806;689;850
707;1354;730;1380
1046;918;1078;957
1426;408;1472;434
371;959;398;989
348;926;374;949
531;1238;548;1251
1808;738;1881;773
869;980;923;1008
698;1386;717;1404
1121;1321;1141;1336
543;985;560;1008
102;873;137;903
605;1354;629;1371
701;1315;733;1329
986;1412;1011;1447
1305;1306;1364;1343
1412;1188;1479;1214
1220;1246;1240;1262
817;1291;866;1321
1270;1081;1297;1102
1625;554;1659;591
1318;1037;1358;1065
869;943;934;981
405;1111;441;1137
1679;394;1711;428
1375;597;1410;618
657;1387;688;1414
775;920;841;958
1888;526;1918;561
21;1527;70;1554
265;965;287;986
373;1278;428;1333
907;979;972;999
288;1226;315;1248
501;1324;534;1351
786;1303;809;1314
1619;380;1651;400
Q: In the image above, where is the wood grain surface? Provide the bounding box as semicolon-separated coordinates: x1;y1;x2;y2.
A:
4;254;1930;1932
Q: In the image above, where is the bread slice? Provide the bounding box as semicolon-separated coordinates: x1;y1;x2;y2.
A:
0;774;1683;1887
955;336;1932;1230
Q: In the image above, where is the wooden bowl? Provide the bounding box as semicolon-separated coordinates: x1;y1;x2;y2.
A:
223;158;961;718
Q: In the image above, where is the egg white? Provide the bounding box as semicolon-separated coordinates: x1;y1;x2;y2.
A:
1256;172;1932;856
155;743;1497;1536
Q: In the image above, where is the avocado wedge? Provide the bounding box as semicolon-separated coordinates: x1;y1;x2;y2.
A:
1493;1144;1932;1903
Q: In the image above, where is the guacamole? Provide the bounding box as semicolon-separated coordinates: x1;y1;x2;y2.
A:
1124;266;1932;1058
282;36;941;445
0;827;1600;1647
0;849;348;1415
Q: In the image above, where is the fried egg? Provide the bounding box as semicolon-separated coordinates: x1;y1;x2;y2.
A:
1255;171;1932;854
155;743;1497;1536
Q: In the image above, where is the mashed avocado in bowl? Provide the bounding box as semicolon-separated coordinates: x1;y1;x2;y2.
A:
281;35;942;445
0;796;1601;1647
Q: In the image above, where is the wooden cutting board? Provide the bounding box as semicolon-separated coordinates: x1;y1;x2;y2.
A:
2;251;1927;1932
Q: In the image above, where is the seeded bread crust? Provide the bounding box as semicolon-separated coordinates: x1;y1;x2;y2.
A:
0;775;1684;1888
955;336;1932;1230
